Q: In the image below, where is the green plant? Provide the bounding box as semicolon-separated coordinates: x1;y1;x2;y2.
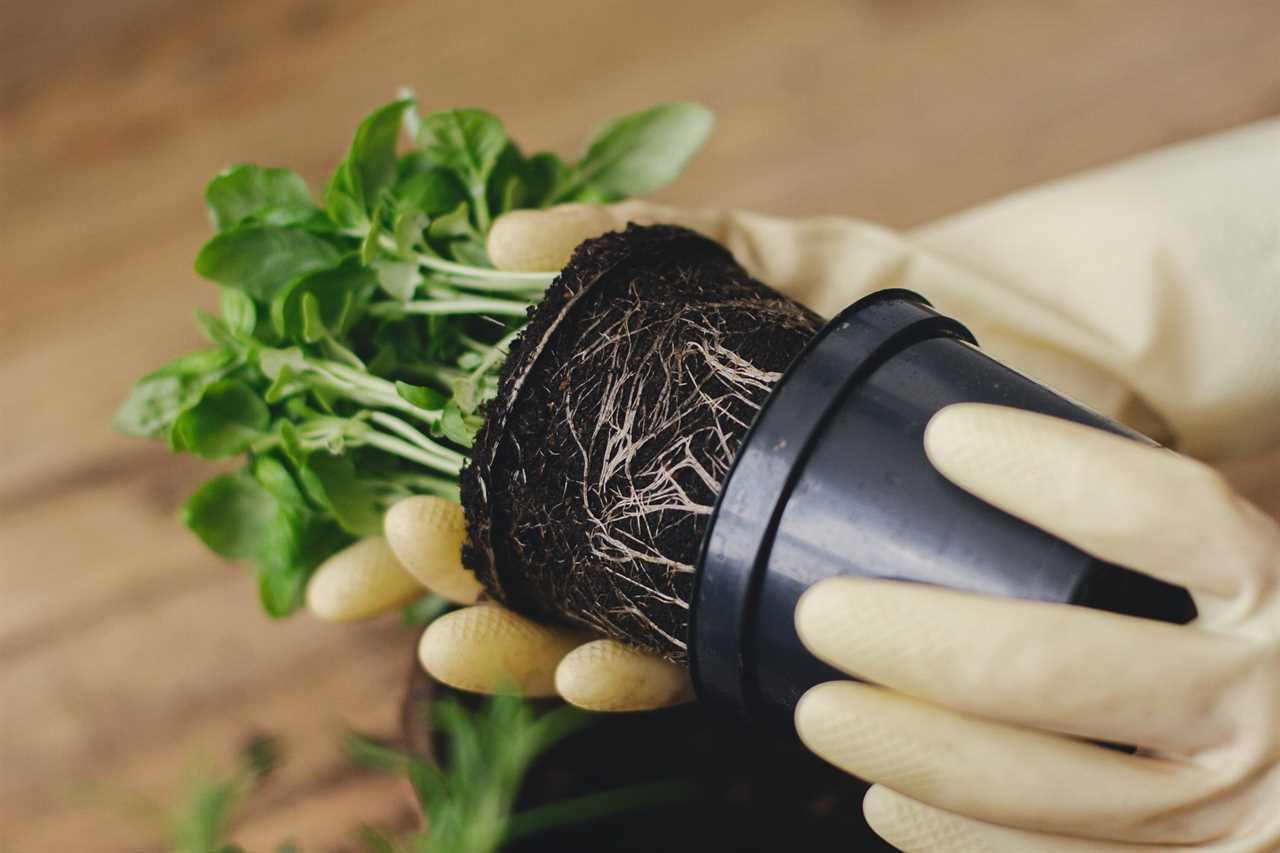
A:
78;734;291;853
115;96;714;616
348;691;694;853
87;697;693;853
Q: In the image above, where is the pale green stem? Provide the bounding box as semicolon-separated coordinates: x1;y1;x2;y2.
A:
364;431;464;477
367;299;530;318
368;412;466;467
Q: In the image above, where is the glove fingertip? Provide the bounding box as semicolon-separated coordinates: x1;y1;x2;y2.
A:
418;605;573;697
306;536;422;622
384;495;481;604
555;640;694;712
487;205;617;273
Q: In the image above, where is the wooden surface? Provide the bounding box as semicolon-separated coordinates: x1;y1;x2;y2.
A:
2;1;1277;849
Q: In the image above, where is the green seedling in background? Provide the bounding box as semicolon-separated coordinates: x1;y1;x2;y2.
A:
86;695;694;853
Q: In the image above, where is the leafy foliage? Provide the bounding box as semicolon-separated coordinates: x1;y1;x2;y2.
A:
115;94;714;615
88;697;692;853
348;692;694;853
78;734;289;853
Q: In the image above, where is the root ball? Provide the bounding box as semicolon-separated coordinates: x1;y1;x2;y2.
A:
462;225;821;662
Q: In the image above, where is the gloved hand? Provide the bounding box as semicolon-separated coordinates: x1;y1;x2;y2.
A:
303;493;695;711
306;119;1280;719
794;402;1280;850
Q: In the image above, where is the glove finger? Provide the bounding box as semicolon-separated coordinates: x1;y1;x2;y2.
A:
418;604;584;697
924;403;1279;601
383;495;482;604
795;682;1219;845
862;786;1156;853
796;577;1253;753
306;536;423;621
554;639;695;712
487;201;726;273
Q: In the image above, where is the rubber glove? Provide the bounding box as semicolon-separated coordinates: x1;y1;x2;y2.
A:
794;402;1280;850
302;494;695;710
314;119;1279;714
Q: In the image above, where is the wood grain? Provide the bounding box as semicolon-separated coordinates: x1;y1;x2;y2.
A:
2;1;1277;849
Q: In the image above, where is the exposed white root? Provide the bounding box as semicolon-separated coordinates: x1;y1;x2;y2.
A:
547;278;809;653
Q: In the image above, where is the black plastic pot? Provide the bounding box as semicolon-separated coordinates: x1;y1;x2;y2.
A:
691;290;1195;731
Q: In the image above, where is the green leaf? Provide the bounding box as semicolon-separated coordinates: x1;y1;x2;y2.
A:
439;400;479;448
447;239;491;267
196;226;342;302
427;200;480;242
486;143;527;215
113;349;234;439
407;758;452;825
219;287;258;336
392;211;428;256
172;379;271;459
343;731;410;772
557;101;714;202
395;380;447;410
358;218;381;265
253;456;306;509
205;164;318;232
365;343;397;377
257;569;304;618
345;99;413;210
371;259;421;301
270;259;373;343
520;151;572;208
263;363;303;405
194;310;248;353
301;453;384;536
325;99;412;229
395;149;438;182
238;734;285;782
416;108;509;228
180;470;279;561
324;181;367;232
395;167;466;216
299;293;329;343
115;374;191;439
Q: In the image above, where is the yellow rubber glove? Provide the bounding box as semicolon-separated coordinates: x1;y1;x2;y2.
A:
794;403;1280;851
304;494;694;710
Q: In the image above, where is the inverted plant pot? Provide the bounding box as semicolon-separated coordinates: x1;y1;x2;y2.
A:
691;289;1196;728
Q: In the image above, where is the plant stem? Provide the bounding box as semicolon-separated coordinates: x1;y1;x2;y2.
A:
413;252;554;284
310;360;440;425
367;299;531;318
391;472;461;502
368;412;462;461
472;327;521;378
364;430;464;477
433;273;548;295
397;362;466;386
470;182;492;233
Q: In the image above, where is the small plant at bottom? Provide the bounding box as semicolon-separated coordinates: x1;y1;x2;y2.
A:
348;691;694;853
78;733;292;853
85;695;693;853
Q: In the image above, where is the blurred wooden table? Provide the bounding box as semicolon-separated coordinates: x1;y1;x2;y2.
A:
2;1;1276;849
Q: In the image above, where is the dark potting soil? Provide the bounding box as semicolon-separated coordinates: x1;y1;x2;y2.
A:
463;224;822;662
